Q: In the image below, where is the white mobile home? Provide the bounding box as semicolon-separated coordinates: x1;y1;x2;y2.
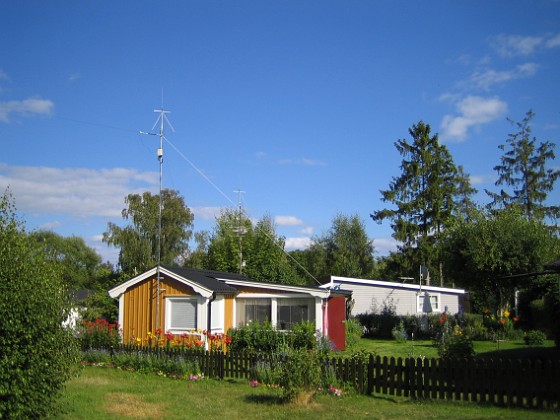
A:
321;276;466;316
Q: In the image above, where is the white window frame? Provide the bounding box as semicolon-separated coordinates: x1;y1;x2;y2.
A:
165;296;199;334
417;292;441;313
234;294;318;330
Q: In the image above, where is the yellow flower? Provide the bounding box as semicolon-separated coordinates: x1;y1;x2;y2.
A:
504;310;510;318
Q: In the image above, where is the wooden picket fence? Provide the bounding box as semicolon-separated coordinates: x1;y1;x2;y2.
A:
109;345;560;409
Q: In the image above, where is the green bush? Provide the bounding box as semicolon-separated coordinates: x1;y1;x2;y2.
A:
391;320;408;343
345;317;363;349
0;192;80;418
228;321;318;353
277;348;322;402
524;330;547;346
437;333;475;360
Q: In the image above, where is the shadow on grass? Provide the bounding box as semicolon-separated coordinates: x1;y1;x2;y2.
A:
244;394;285;405
476;346;560;361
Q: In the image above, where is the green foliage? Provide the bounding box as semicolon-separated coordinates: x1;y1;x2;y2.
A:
103;189;194;275
276;348;322;402
437;333;476;360
320;213;377;279
80;290;119;323
391;320;408;343
524;330;547;346
107;351;201;378
203;210;302;284
486;110;559;221
371;121;462;285
228;321;317;353
289;213;377;284
345;317;363;349
444;208;560;312
0;191;80;418
28;230;102;289
252;348;323;403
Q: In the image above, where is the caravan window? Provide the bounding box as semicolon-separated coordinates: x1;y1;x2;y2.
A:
417;293;440;313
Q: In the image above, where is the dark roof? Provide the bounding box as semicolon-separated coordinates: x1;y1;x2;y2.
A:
161;266;240;294
544;259;560;273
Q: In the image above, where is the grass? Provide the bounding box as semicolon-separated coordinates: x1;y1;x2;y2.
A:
346;338;559;360
60;366;559;419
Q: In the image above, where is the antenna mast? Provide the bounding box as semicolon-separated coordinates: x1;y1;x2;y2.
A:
233;190;246;274
140;107;174;332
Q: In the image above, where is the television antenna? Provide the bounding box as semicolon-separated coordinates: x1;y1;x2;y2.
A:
140;108;175;332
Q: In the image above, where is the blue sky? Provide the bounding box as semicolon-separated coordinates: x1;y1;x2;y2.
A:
1;1;559;265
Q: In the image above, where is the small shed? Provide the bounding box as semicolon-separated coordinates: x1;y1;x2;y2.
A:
321;275;466;316
108;265;349;350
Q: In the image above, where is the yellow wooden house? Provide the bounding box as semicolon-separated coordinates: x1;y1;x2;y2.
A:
108;265;349;350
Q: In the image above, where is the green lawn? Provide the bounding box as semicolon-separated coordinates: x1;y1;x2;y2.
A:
60;366;559;419
347;338;559;360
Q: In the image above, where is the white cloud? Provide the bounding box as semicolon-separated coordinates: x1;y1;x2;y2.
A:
440;95;508;141
468;63;538;91
275;215;304;226
490;33;560;57
0;97;54;123
0;163;158;218
373;237;399;256
285;236;313;250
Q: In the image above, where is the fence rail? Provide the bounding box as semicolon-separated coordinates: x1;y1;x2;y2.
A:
102;345;560;409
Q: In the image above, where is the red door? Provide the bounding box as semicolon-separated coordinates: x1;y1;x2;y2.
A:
327;296;346;351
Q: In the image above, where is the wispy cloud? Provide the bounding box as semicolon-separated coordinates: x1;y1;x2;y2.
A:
0;97;54;123
468;63;538;91
275;215;304;226
440;95;508;142
299;226;314;235
192;206;222;221
469;173;495;186
0;163;158;218
490;33;560;57
278;158;327;166
68;73;81;83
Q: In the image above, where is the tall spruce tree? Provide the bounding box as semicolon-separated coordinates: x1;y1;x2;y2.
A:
371;121;458;285
486;110;559;221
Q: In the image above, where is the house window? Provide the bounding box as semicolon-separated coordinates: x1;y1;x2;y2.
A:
277;298;315;330
236;298;271;326
166;297;197;332
417;293;440;313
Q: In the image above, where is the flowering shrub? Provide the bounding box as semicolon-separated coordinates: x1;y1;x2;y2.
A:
204;331;232;352
79;318;121;350
482;308;521;340
327;385;343;397
131;329;205;350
